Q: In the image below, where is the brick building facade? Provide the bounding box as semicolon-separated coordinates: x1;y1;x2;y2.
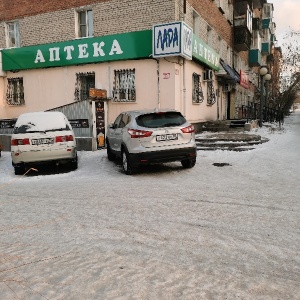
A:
0;0;279;150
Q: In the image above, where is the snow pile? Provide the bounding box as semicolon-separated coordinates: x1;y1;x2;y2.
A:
0;112;299;299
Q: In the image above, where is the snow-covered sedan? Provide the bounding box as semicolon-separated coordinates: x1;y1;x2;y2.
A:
11;111;78;175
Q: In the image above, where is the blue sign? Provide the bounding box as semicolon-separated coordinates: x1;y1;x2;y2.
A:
152;22;192;60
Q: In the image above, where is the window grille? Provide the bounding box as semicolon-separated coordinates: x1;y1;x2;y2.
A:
6;77;25;105
192;73;204;104
74;72;95;101
207;80;216;105
112;69;136;102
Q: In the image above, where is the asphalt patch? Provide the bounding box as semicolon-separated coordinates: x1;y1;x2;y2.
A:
213;163;232;167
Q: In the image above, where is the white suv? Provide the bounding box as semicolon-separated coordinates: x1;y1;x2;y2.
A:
11;111;78;175
106;109;197;174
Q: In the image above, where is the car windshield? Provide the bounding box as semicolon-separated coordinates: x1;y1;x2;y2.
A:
13;113;70;134
136;112;186;128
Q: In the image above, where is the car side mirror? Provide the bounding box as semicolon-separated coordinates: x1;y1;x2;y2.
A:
109;123;116;129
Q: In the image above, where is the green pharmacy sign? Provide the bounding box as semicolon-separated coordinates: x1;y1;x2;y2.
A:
192;34;220;71
1;30;152;71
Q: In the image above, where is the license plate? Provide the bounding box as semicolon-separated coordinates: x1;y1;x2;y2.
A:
31;138;54;145
156;134;178;142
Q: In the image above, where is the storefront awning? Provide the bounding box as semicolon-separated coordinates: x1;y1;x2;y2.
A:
217;59;240;83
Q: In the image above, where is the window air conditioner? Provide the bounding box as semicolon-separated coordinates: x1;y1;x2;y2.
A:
203;69;214;81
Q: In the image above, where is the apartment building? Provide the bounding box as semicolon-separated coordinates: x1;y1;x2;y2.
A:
0;0;279;150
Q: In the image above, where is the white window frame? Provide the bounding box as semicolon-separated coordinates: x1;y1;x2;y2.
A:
5;21;20;48
262;3;273;19
193;11;200;37
207;26;213;47
264;28;271;43
251;30;262;51
226;1;234;25
75;9;93;38
246;5;253;33
217;36;222;55
233;52;240;71
226;46;231;64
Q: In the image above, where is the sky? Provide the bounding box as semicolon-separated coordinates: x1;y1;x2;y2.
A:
271;0;300;46
0;111;300;298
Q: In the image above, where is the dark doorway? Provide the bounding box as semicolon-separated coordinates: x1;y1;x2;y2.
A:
226;92;231;120
74;72;95;101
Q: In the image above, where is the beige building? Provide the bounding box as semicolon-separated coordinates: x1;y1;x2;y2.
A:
0;0;278;150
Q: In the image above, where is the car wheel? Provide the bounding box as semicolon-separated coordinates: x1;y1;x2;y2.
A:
107;141;116;161
70;155;78;171
14;163;25;175
122;149;135;175
181;159;196;168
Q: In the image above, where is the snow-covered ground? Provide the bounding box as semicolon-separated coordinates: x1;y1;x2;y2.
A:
0;112;299;299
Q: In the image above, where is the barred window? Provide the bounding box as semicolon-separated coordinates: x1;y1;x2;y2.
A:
6;77;25;106
112;69;136;102
74;72;95;101
207;80;216;106
192;73;204;104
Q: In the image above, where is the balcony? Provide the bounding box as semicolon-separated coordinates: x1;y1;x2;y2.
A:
252;0;267;9
252;18;262;31
262;3;273;19
249;49;262;67
261;42;270;54
271;33;276;43
234;27;252;51
262;18;271;29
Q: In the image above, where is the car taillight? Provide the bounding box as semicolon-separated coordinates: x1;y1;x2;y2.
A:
11;138;30;146
55;135;74;142
181;125;195;133
128;129;152;138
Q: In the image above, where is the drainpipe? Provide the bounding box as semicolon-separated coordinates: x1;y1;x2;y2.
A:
182;0;187;116
150;56;160;109
183;58;186;116
157;58;160;109
231;1;235;120
232;1;235;70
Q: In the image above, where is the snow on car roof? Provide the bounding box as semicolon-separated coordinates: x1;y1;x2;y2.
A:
14;111;70;132
123;108;180;116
